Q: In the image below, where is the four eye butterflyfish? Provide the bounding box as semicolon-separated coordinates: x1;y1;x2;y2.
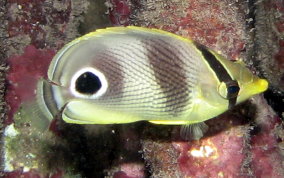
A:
36;26;268;140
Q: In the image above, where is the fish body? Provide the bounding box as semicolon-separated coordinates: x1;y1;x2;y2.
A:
36;26;268;139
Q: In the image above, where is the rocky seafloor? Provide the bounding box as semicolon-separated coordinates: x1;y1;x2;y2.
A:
0;0;283;177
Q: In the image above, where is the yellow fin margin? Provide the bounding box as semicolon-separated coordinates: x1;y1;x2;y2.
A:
75;26;194;45
149;120;197;125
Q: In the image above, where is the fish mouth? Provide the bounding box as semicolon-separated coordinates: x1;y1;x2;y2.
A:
247;78;269;95
254;78;268;93
240;78;269;101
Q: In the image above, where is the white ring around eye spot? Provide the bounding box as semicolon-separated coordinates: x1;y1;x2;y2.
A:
70;67;108;99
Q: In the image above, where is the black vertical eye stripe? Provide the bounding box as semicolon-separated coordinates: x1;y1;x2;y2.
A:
194;43;240;109
194;43;232;83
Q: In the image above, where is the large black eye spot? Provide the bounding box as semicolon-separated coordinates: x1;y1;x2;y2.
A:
75;72;102;95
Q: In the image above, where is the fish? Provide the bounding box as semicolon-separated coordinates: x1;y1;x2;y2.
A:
36;26;268;140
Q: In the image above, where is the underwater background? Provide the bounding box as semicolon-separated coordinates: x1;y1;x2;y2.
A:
0;0;283;177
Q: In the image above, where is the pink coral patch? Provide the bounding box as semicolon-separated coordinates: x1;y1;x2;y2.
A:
174;130;244;177
251;116;284;178
108;0;131;26
5;45;55;124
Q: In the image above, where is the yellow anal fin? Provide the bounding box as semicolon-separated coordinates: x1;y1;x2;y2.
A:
149;120;191;125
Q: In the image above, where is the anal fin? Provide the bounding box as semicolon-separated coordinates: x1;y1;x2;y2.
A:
149;120;189;125
180;122;209;140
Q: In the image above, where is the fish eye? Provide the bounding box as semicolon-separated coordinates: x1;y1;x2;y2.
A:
218;81;240;99
75;72;102;94
70;67;108;99
227;85;240;99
